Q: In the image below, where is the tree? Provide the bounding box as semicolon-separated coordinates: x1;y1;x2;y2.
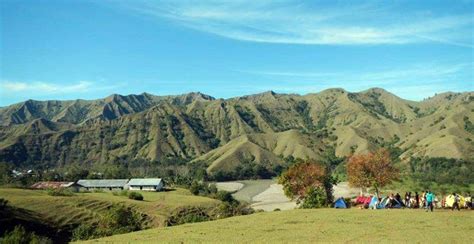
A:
0;163;11;183
279;160;335;207
347;148;399;197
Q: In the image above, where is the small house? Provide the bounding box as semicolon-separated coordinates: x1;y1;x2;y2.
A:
127;178;164;191
76;179;129;191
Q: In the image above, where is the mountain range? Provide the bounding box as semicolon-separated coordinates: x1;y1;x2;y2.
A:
1;88;473;173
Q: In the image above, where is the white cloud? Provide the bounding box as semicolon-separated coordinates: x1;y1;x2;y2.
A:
114;0;473;47
1;80;105;94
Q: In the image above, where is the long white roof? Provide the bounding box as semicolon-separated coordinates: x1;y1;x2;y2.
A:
77;179;129;188
128;178;162;186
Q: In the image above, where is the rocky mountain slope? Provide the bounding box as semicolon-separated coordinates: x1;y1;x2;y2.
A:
0;88;472;173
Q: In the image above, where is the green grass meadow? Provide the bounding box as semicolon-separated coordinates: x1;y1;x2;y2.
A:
84;208;473;243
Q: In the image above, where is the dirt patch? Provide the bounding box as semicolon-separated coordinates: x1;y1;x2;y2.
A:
333;182;361;198
215;182;244;192
250;184;297;211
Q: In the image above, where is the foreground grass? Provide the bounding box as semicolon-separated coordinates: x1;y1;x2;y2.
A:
0;188;218;229
85;208;473;243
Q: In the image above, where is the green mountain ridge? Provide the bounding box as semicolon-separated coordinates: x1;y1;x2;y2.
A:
0;88;473;173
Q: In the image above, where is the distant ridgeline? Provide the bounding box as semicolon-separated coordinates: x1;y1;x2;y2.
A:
0;89;473;186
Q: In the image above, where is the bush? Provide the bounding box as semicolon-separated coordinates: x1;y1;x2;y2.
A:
0;225;51;244
189;181;219;197
128;192;144;201
166;206;212;226
215;191;236;204
72;224;97;241
189;180;201;195
210;202;254;219
46;188;74;196
299;187;327;209
167;202;255;226
0;198;8;210
72;204;143;240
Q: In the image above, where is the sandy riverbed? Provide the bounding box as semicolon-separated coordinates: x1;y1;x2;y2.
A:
216;180;361;212
215;182;244;192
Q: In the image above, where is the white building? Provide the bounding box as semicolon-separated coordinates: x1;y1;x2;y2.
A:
127;178;164;191
76;179;129;191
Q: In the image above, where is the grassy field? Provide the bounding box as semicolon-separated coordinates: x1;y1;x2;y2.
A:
0;187;218;241
84;208;474;243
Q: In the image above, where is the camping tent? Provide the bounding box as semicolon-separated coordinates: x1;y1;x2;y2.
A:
378;197;402;209
369;196;378;209
355;196;372;206
445;195;466;208
334;198;347;208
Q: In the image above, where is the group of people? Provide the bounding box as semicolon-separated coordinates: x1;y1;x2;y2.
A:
356;191;473;211
401;191;436;211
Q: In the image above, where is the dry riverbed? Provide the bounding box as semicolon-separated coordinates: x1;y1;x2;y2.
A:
216;180;361;211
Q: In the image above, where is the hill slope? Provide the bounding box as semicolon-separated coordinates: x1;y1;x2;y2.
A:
0;89;472;173
82;208;474;243
0;188;218;242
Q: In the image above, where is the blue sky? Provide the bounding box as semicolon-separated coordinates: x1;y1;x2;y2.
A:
1;0;473;106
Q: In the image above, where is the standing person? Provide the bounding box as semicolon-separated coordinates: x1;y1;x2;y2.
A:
465;192;472;209
421;191;427;210
415;192;420;208
408;192;412;208
470;192;473;210
426;190;435;212
452;193;460;211
404;192;409;207
395;193;403;207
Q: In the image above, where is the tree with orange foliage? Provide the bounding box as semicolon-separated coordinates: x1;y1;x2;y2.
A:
347;148;399;197
279;160;336;206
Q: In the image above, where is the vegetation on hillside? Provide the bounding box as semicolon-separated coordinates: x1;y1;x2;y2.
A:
72;204;143;241
1;89;472;176
0;188;218;242
1;225;52;244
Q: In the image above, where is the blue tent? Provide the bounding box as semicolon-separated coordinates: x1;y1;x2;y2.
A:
369;196;378;209
378;197;403;209
334;198;347;208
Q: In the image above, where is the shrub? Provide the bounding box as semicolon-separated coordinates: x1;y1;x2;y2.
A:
189;181;219;197
0;225;51;244
72;224;97;241
72;204;143;240
46;188;74;196
215;191;236;204
299;187;327;209
189;180;202;195
128;192;144;201
167;206;211;226
0;198;8;210
210;201;254;219
273;208;281;211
